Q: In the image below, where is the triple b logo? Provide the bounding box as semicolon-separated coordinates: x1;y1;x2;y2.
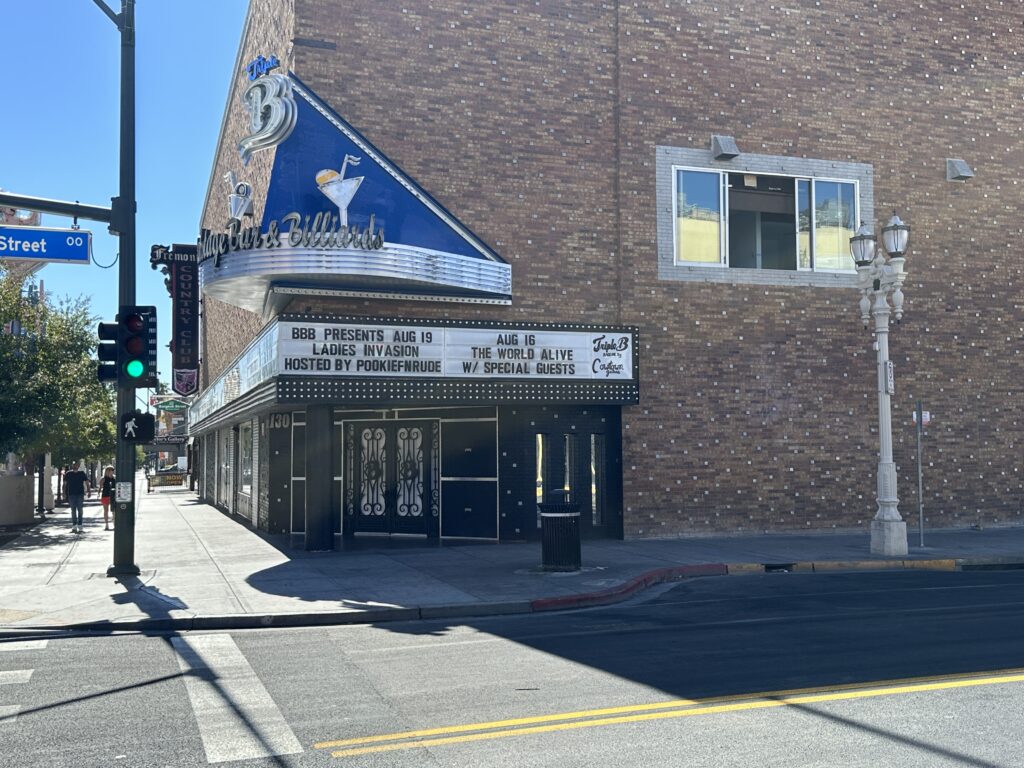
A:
238;73;297;165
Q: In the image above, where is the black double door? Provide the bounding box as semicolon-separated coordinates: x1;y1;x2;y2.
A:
344;420;438;537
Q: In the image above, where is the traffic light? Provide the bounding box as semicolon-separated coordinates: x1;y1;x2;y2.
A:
120;410;155;443
118;305;157;388
97;321;118;382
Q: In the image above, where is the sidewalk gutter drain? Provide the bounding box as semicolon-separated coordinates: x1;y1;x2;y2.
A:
764;563;794;573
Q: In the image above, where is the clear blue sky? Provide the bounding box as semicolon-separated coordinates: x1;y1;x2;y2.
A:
2;0;249;399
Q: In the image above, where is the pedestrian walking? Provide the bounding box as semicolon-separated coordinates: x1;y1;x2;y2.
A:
99;465;116;531
63;461;90;534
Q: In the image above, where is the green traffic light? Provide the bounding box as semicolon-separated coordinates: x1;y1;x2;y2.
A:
125;359;145;378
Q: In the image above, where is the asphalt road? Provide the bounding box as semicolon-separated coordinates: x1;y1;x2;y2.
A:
2;570;1024;767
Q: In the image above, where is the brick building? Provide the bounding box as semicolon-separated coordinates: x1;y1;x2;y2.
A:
189;0;1024;548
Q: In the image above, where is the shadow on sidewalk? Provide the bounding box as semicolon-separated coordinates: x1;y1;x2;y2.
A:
242;536;519;609
1;499;117;552
112;576;188;610
0;521;43;549
67;577;191;633
0;521;76;551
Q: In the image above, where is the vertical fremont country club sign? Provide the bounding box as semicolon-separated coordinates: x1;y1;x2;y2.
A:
150;243;200;396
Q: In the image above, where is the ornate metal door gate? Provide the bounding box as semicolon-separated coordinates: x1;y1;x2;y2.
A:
343;420;438;537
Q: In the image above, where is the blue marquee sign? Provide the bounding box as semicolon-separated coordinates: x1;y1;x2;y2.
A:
262;76;505;265
199;71;511;313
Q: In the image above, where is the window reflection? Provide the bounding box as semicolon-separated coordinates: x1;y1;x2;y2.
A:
813;181;856;270
675;169;722;264
672;168;856;272
535;434;546;528
563;434;576;502
797;179;812;269
591;434;605;526
239;423;253;495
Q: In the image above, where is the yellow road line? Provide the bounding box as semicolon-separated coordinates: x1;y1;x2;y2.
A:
314;667;1024;750
314;697;704;749
318;670;1024;759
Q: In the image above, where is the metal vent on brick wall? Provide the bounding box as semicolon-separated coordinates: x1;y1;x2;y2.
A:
711;134;740;159
946;158;974;181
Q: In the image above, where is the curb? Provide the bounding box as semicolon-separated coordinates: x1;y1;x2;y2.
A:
4;556;1024;637
0;565;728;636
721;558;1024;574
725;559;960;574
530;563;727;612
0;602;539;637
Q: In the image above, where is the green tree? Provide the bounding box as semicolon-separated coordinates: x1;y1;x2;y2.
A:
0;268;116;462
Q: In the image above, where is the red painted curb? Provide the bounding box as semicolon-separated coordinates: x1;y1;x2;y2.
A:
530;563;728;612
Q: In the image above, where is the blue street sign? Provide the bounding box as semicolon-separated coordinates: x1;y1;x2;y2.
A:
0;226;92;264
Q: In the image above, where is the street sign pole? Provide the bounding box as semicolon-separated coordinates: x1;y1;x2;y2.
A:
108;0;140;577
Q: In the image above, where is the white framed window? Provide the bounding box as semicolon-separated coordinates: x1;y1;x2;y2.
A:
672;167;858;273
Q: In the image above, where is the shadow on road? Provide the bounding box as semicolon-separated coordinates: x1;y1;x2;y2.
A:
778;698;1007;768
371;570;1024;745
343;569;1024;766
0;670;185;724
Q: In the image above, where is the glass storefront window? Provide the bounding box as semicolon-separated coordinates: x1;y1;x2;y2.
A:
563;434;576;501
535;433;546;528
591;434;605;526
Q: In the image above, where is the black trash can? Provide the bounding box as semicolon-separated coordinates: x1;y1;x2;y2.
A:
538;490;581;572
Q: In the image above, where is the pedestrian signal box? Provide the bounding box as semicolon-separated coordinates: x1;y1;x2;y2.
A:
120;410;155;443
118;305;157;388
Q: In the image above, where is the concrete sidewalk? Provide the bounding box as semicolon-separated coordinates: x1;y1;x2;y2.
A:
2;481;1024;634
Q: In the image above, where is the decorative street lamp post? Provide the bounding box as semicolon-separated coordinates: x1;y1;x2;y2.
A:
850;213;911;556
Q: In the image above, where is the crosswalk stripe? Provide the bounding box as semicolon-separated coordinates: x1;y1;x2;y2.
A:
0;641;47;652
171;635;303;764
0;670;32;685
0;706;19;724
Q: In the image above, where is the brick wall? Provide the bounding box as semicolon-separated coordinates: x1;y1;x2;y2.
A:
198;0;1024;536
286;0;621;326
200;0;296;386
614;1;1024;534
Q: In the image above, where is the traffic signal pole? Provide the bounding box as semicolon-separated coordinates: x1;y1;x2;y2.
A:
108;0;140;576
